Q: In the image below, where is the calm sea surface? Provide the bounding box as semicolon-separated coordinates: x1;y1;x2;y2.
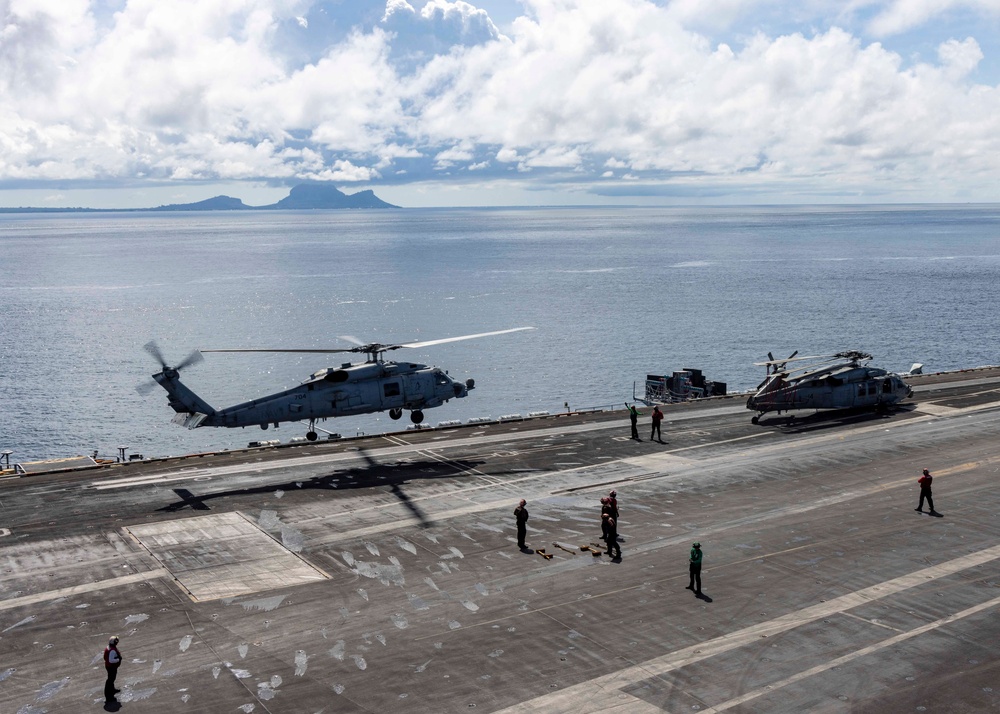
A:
1;206;998;462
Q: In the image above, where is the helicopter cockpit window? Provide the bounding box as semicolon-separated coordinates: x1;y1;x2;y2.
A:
383;382;401;397
436;373;449;385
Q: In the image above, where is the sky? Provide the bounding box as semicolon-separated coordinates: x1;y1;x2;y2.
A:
1;0;1000;208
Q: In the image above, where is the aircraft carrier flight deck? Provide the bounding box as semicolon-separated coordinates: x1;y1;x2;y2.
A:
2;368;1000;713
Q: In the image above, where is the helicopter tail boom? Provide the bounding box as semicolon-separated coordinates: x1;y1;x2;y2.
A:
152;370;216;425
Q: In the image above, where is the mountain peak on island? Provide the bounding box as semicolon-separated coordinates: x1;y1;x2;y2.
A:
261;184;396;209
151;184;397;211
154;195;250;211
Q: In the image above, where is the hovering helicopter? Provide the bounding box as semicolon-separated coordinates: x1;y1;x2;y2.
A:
140;328;534;440
746;350;913;424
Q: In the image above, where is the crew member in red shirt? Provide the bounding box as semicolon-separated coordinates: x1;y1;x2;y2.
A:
651;406;664;442
104;635;122;702
915;468;938;515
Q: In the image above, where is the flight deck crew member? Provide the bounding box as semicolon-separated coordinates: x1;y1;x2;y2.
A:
608;490;619;520
604;514;621;559
686;542;703;594
514;499;529;549
600;497;612;540
916;468;937;514
651;406;664;442
104;635;122;701
626;403;640;440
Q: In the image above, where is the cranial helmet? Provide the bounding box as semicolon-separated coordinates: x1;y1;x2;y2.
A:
109;636;119;646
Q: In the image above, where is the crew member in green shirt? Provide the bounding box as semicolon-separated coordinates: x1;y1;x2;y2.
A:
687;542;703;594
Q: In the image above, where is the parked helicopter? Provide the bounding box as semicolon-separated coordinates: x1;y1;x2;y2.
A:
140;328;534;440
746;350;913;424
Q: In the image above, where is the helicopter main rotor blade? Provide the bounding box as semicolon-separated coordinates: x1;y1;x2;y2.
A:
400;327;535;350
202;328;534;356
200;348;359;354
753;354;830;366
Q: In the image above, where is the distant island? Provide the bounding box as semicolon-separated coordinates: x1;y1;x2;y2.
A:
0;184;398;213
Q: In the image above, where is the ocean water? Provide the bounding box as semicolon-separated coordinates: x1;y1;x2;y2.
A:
1;205;998;462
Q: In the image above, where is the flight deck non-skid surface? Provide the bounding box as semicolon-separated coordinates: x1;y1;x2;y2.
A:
2;369;1000;712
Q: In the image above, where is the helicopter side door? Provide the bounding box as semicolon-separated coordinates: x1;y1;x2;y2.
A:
852;379;879;407
380;378;405;411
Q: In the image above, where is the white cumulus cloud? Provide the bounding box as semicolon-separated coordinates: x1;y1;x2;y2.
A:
0;0;999;205
867;0;1000;37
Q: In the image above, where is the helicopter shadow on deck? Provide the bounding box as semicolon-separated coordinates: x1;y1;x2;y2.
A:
158;447;486;528
757;403;919;435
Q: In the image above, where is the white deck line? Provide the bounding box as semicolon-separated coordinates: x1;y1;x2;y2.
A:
0;569;170;611
702;592;1000;712
494;542;1000;713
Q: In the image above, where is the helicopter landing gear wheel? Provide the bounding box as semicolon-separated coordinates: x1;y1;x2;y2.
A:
410;410;424;424
751;415;760;425
389;408;403;420
306;431;318;441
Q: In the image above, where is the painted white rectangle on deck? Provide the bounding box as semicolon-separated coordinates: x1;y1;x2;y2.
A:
126;511;329;602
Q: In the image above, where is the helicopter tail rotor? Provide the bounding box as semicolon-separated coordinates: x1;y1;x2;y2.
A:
144;340;169;370
773;350;798;373
137;341;205;395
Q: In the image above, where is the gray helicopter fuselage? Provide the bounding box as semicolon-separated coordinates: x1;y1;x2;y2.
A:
747;364;912;415
158;360;471;430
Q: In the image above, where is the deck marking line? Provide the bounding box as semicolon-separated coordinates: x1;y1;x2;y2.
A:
88;398;995;491
85;411;746;490
702;591;1000;712
0;568;170;611
493;542;1000;713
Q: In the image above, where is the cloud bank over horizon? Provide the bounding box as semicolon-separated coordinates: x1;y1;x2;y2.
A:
2;0;1000;206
